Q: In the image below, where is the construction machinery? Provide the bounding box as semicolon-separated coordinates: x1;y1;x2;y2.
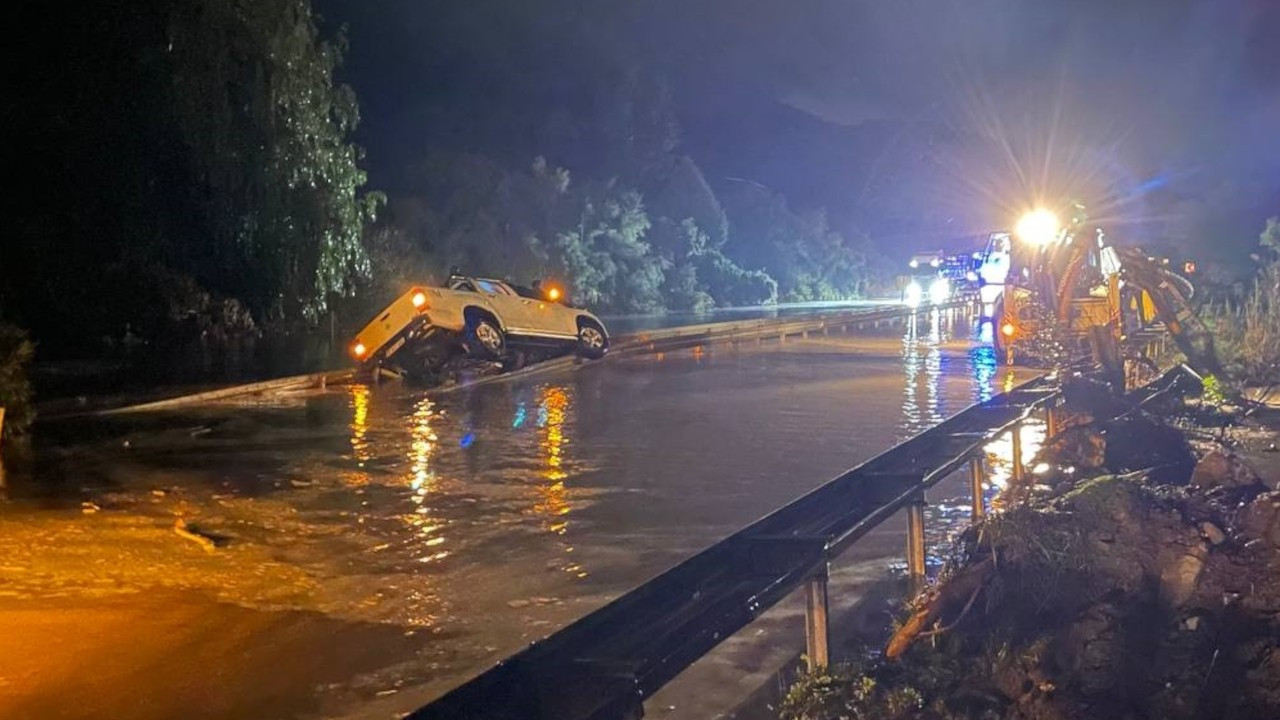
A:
988;207;1221;381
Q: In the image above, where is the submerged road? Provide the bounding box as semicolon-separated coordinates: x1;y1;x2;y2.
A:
0;312;1038;720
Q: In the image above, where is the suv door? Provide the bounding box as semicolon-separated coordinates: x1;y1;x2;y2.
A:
473;279;536;333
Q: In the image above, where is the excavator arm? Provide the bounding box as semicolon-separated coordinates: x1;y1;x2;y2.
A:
1114;247;1223;376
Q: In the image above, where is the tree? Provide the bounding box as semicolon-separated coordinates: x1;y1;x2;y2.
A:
722;183;875;302
5;0;380;358
555;189;665;313
0;323;35;448
1261;216;1280;257
166;0;382;323
653;218;777;309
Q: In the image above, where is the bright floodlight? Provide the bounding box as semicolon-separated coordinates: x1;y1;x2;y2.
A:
1016;209;1060;246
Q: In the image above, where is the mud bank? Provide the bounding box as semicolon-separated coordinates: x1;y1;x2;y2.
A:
783;377;1280;720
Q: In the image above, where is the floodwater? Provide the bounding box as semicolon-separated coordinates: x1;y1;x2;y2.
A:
0;312;1037;720
600;299;896;334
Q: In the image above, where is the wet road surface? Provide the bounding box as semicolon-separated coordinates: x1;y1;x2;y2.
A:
0;312;1038;720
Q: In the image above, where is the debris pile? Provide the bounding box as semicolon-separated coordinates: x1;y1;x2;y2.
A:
782;378;1280;720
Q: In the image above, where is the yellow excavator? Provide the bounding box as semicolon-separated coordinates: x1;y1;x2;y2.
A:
990;207;1221;380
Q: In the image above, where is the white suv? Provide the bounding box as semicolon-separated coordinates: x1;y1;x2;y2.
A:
350;276;609;373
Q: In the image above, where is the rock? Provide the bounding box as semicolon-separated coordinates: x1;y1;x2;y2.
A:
1239;491;1280;547
506;599;531;609
1190;450;1264;490
1101;414;1195;485
1199;521;1226;545
81;501;100;514
1058;603;1125;696
1160;552;1205;607
289;479;314;488
1183;616;1200;631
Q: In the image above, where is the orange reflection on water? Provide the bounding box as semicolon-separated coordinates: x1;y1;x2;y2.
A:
344;384;373;486
534;385;571;533
533;384;586;578
402;396;449;563
983;419;1046;511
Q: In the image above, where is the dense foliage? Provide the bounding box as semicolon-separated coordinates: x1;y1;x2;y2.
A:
6;0;891;372
1207;217;1280;387
7;0;379;357
0;323;35;446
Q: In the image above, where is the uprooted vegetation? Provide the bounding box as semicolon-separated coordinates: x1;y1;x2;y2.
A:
783;379;1280;720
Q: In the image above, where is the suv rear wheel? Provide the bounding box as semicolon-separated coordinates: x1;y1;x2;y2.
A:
466;315;505;359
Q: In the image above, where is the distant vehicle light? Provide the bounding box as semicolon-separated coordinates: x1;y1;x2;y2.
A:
1001;322;1016;337
904;281;923;308
352;341;367;358
547;286;561;301
929;258;941;268
929;277;950;305
1184;261;1197;274
411;291;428;308
1016;209;1060;247
909;259;919;269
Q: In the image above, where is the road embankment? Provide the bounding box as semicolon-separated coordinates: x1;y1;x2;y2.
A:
782;374;1280;720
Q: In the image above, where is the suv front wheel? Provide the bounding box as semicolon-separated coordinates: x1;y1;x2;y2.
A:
576;321;608;359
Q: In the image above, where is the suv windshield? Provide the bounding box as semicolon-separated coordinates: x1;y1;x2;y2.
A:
474;279;509;295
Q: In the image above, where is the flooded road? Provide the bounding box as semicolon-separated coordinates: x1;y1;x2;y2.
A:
0;313;1036;720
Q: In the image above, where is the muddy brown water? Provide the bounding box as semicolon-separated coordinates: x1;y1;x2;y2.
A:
0;314;1038;720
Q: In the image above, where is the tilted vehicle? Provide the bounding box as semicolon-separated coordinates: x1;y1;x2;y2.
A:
350;275;609;376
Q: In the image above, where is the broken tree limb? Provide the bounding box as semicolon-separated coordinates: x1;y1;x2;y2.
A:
886;557;995;659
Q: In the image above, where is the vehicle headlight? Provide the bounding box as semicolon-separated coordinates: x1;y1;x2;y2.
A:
929;277;950;305
352;342;367;358
904;281;923;308
411;291;427;308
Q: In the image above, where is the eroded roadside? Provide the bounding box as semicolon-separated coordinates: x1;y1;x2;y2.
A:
782;377;1280;720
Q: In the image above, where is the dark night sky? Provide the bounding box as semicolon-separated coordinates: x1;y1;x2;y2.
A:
318;0;1279;252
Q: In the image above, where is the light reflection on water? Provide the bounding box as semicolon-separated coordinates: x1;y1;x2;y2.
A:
914;311;1045;564
345;383;372;486
532;385;587;579
403;397;449;564
900;309;953;438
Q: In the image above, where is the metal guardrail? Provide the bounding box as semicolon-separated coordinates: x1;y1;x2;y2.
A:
81;304;941;414
406;371;1068;720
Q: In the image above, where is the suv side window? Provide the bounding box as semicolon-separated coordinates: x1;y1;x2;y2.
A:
475;280;511;295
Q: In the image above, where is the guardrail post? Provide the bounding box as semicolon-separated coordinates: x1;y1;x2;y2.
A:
1010;422;1024;483
969;456;986;520
906;496;926;589
804;571;831;669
